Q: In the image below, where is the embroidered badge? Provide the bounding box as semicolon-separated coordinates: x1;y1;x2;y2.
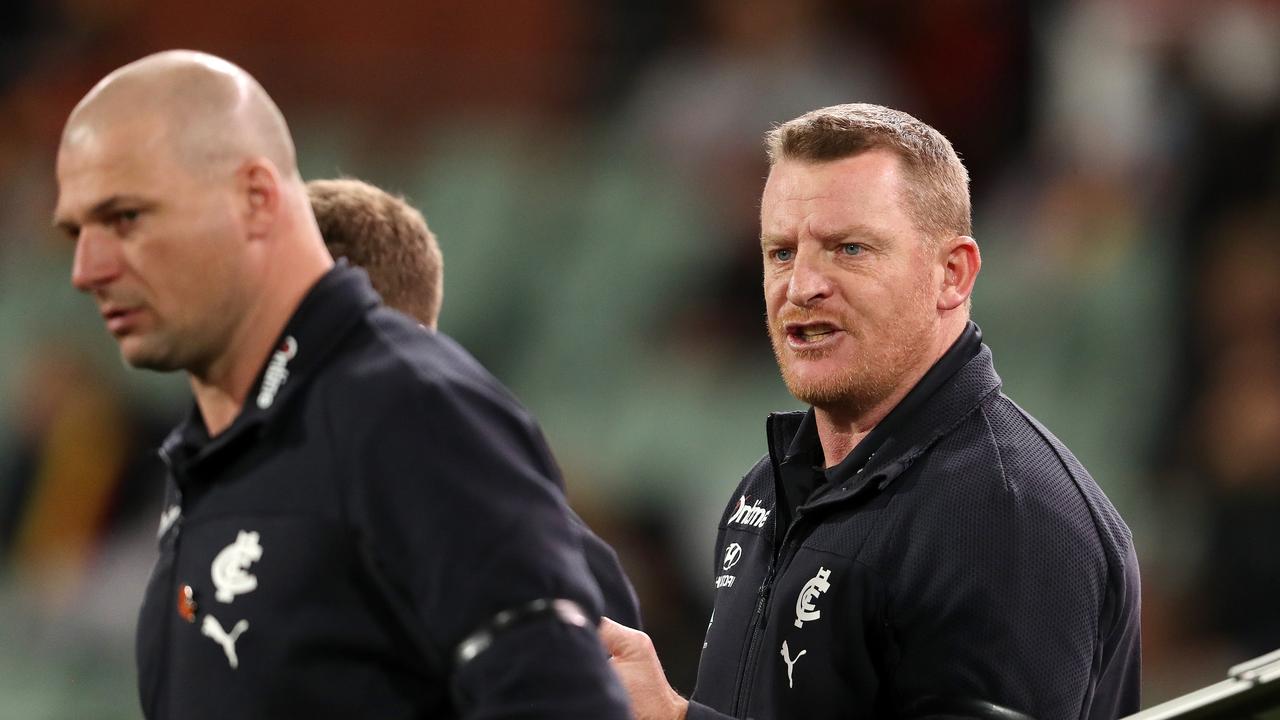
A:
781;640;808;688
177;584;198;623
202;614;249;669
211;530;263;603
716;543;742;588
794;566;832;628
722;543;743;571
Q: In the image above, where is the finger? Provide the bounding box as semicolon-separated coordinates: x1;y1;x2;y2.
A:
598;616;638;658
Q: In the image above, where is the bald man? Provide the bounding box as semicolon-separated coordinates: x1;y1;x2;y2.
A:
54;51;630;720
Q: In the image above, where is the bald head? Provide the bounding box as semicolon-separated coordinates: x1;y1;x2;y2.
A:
62;50;298;181
54;50;334;414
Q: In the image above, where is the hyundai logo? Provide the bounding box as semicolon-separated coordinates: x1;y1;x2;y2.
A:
722;542;743;571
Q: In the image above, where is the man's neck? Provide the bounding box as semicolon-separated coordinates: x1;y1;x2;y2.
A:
812;414;873;470
190;238;333;437
190;375;249;438
813;318;966;467
188;302;291;437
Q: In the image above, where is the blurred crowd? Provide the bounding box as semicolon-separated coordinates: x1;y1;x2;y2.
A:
1;0;1278;715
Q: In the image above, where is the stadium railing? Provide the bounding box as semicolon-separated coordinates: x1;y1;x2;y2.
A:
1125;648;1280;719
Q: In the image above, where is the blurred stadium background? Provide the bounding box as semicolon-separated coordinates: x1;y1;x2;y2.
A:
1;0;1278;716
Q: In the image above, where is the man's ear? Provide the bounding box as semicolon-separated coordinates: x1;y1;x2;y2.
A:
937;235;980;311
239;159;281;241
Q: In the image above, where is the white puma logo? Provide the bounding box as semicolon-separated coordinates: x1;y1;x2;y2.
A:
202;615;249;669
780;640;807;688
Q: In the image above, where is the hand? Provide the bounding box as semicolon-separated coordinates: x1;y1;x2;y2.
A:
599;617;689;720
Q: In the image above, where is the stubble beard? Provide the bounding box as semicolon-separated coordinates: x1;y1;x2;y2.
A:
769;288;937;416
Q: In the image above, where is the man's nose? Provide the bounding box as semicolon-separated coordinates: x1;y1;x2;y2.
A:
786;247;833;307
70;226;123;292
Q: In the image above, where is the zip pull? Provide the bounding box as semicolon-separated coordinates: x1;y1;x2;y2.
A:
758;558;778;596
155;446;186;544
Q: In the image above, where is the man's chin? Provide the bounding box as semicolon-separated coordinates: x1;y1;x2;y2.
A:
787;384;847;408
780;367;854;407
119;339;181;372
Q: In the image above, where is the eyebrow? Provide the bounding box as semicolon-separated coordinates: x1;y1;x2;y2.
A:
813;224;890;245
53;195;152;234
761;223;891;247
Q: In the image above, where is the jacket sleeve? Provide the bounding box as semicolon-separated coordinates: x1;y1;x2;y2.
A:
344;373;630;719
880;430;1141;719
572;509;644;630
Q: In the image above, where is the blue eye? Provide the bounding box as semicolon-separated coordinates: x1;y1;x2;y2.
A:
772;248;794;262
840;244;863;256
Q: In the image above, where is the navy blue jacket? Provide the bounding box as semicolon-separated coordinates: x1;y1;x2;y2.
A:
688;333;1141;720
136;266;631;719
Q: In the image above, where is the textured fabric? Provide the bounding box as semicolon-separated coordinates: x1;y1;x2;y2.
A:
135;266;631;719
689;342;1141;720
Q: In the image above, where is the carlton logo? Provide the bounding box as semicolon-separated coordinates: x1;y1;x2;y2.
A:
794;566;832;628
728;495;770;528
212;530;264;603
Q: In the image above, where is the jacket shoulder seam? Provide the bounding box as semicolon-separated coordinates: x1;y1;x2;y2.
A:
976;402;1011;492
996;396;1129;644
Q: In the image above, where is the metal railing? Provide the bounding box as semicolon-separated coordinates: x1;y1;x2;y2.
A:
1124;649;1280;719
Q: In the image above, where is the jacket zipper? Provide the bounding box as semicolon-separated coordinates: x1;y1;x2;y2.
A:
153;448;186;719
729;520;807;717
730;561;774;717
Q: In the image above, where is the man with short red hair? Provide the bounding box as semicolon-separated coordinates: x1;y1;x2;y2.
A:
603;103;1141;720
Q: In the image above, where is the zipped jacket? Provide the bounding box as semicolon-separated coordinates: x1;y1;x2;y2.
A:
136;265;631;719
688;343;1141;720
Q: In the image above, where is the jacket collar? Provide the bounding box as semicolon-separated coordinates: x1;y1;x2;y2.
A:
160;263;380;476
765;324;1002;515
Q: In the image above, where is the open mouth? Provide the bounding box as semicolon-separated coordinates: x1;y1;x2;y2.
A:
785;322;840;345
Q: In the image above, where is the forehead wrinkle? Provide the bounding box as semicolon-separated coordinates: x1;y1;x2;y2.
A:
811;223;890;244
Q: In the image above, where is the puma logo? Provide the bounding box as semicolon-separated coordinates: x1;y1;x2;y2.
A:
202;615;249;669
780;640;807;688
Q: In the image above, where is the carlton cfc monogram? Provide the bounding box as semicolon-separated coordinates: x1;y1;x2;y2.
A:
794;567;832;629
212;530;264;603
